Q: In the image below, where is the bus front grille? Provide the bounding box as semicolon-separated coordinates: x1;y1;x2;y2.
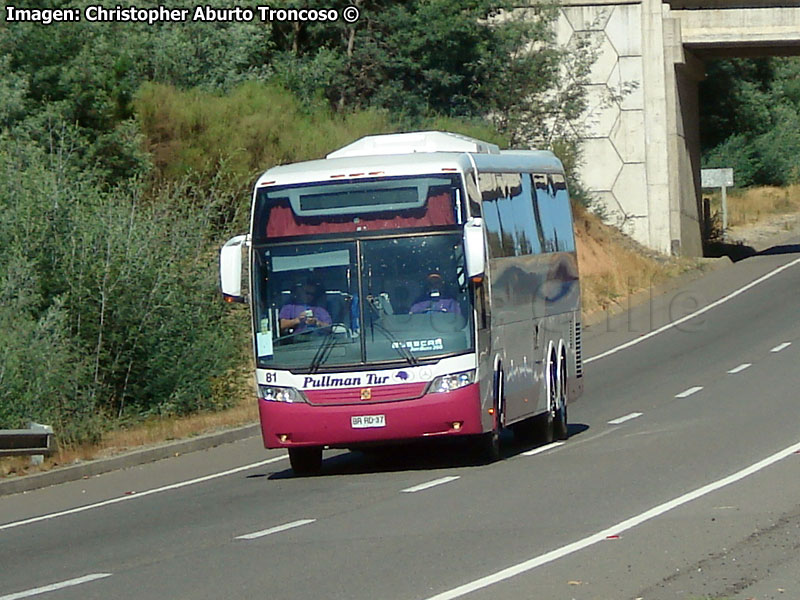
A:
304;381;428;406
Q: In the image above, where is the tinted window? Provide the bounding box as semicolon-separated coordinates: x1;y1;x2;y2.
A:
481;186;505;258
479;172;542;257
534;173;575;253
551;174;576;252
514;174;542;255
533;174;555;252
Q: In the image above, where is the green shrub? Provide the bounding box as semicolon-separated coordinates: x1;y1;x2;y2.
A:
751;105;800;186
702;134;759;188
136;81;396;183
0;137;244;445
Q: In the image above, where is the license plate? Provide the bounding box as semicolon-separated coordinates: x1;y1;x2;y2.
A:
351;414;386;429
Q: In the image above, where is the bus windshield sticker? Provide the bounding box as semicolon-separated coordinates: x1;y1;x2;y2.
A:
256;332;273;359
391;338;444;352
256;315;274;358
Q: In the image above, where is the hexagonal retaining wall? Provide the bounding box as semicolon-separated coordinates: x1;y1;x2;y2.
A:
556;2;653;247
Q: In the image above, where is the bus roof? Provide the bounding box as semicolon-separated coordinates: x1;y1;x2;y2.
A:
254;132;564;188
326;131;500;158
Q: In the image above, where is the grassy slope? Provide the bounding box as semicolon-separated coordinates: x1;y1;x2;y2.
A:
575;204;700;314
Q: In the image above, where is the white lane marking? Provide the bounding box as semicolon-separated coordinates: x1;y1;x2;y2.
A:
608;412;643;425
522;442;565;457
236;519;316;540
771;342;792;353
402;476;460;493
423;439;800;600
0;455;288;532
675;386;703;398
0;573;111;600
585;256;800;364
727;363;752;374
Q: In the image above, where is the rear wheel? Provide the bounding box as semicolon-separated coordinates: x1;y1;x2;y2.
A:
288;446;323;476
535;349;558;444
553;349;569;441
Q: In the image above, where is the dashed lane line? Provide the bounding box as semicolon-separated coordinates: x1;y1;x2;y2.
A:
522;442;565;457
675;386;703;399
402;476;460;493
0;573;111;600
608;412;643;425
727;363;752;374
771;342;792;353
236;519;316;540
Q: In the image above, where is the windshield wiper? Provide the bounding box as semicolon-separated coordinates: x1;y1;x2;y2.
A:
308;325;342;373
364;301;418;367
374;321;419;366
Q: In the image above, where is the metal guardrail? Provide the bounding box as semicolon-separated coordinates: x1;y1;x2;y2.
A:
0;424;55;457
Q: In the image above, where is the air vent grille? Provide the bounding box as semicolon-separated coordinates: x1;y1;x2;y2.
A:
574;321;583;378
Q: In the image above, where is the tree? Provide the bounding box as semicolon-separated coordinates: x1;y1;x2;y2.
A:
269;0;584;141
700;57;800;186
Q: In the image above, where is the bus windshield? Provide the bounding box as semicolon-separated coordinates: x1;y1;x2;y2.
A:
252;233;473;371
252;174;464;241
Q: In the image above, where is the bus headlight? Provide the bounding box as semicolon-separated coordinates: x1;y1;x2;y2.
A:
258;385;306;403
428;370;475;394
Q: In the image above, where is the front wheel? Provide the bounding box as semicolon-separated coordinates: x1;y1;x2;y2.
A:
288;446;323;476
476;367;503;463
476;429;501;464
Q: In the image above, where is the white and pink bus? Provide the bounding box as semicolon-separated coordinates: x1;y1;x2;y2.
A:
220;132;583;474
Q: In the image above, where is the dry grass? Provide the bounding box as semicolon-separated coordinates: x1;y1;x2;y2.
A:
574;203;700;315
705;184;800;228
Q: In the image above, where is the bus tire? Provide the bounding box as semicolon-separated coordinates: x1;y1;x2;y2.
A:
510;417;537;444
532;346;557;445
554;347;569;441
477;429;501;464
477;367;503;463
289;446;323;476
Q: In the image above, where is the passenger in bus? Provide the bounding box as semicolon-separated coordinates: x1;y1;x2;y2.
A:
409;272;461;315
279;281;332;333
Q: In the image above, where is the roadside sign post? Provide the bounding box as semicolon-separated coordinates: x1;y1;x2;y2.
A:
701;168;734;239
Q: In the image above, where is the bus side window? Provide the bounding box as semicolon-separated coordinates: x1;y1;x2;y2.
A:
533;173;557;253
465;170;482;218
475;280;489;329
528;174;547;253
494;174;522;256
551;174;576;252
513;174;542;255
479;172;541;257
479;173;507;259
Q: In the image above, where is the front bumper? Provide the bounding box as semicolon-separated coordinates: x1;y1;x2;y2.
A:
259;383;483;448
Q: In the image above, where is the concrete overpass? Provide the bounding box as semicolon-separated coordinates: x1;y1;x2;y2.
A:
554;0;800;254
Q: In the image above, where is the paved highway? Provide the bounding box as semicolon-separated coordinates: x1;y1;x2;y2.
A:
1;243;799;600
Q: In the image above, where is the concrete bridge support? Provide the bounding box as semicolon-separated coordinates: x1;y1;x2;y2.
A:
557;0;703;255
555;0;800;255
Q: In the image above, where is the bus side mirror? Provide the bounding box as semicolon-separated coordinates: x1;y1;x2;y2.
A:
463;218;485;279
220;234;249;303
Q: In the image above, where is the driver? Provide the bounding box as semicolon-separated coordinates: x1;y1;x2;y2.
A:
279;282;332;333
409;272;461;315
